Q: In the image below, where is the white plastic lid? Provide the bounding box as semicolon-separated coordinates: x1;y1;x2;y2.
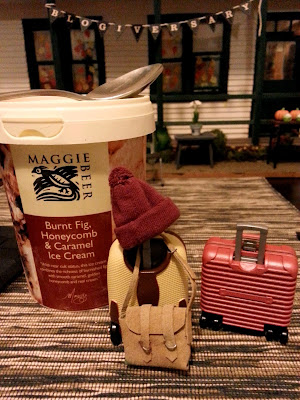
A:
0;95;155;145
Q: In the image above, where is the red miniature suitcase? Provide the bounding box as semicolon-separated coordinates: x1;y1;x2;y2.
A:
200;224;298;344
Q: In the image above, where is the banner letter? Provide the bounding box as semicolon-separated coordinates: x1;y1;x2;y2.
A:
131;25;144;42
80;18;92;31
149;24;161;40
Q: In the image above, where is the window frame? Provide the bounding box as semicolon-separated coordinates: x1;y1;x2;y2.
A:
22;17;106;92
148;13;231;102
263;11;300;93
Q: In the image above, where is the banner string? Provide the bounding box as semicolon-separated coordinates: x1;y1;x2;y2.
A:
45;0;258;41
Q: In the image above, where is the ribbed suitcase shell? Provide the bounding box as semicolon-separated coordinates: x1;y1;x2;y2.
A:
201;237;298;331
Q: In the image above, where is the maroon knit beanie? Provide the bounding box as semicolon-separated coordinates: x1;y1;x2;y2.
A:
109;167;180;249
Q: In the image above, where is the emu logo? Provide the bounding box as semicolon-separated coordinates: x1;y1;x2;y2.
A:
32;166;80;201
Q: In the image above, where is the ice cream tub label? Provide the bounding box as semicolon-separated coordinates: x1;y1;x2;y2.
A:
0;95;155;310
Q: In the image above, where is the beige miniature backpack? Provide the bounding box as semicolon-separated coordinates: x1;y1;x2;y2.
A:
118;233;197;370
107;231;189;345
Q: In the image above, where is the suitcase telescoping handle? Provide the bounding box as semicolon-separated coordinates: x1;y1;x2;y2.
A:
234;223;268;265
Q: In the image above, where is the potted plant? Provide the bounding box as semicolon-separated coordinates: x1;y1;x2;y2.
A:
154;125;171;152
189;100;202;135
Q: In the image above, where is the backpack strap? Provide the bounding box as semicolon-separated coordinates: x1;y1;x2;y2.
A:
120;233;197;317
160;233;197;314
120;250;141;319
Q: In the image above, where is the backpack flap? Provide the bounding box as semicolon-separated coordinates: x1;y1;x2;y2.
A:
121;303;190;369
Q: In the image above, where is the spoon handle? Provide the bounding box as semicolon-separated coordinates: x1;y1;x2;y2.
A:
0;89;85;101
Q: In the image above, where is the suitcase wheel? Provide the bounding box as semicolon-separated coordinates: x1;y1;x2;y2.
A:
279;328;288;345
109;322;122;346
211;316;223;331
264;327;275;342
264;325;288;345
200;311;223;331
199;313;208;329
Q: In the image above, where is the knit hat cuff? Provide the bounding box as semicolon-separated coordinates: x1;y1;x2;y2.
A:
115;197;179;249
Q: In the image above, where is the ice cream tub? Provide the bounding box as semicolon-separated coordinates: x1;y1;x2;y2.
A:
0;95;155;311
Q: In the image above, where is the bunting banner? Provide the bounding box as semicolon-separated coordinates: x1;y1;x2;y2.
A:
167;22;180;37
45;0;258;41
206;14;217;32
114;24;125;39
240;1;252;15
149;24;161;40
131;25;144;42
187;19;199;33
98;21;109;37
49;7;60;24
79;17;93;31
223;9;235;24
65;13;76;28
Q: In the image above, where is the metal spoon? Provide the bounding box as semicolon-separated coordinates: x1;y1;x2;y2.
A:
0;64;163;101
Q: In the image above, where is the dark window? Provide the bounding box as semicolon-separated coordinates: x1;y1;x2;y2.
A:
264;12;300;93
22;18;105;93
148;14;231;101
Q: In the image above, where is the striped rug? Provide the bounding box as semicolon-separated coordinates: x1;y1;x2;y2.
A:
0;178;299;400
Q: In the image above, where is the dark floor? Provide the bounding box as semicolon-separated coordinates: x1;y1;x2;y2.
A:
267;178;300;211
